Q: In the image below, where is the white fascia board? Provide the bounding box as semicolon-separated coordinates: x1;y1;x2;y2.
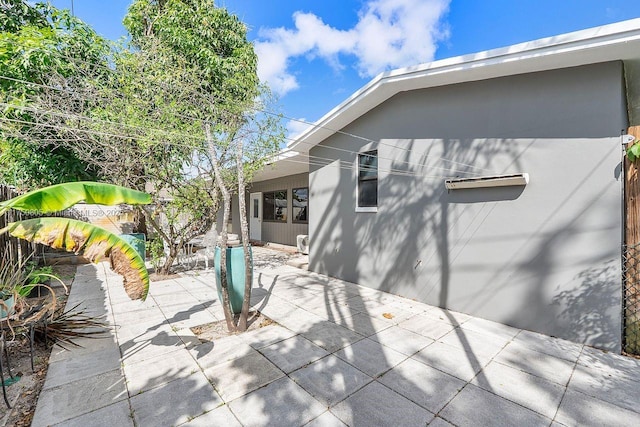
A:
288;18;640;154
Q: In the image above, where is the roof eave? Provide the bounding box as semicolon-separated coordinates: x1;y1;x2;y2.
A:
288;18;640;153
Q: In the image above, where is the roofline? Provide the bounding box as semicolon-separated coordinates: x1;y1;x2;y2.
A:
288;18;640;153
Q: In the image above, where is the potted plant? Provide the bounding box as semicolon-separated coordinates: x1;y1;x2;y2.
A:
0;254;29;319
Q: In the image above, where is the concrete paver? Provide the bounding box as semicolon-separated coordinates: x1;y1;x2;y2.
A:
32;368;128;426
335;337;407;377
288;354;372;407
239;323;297;349
124;347;202;395
397;312;456;340
304;411;348;427
369;325;434;356
228;377;325;427
203;349;285;402
51;400;134;427
459;316;521;340
331;381;433;426
130;371;221;427
577;344;640;380
181;404;242;426
43;345;122;389
188;335;252;369
493;341;576;386
378;357;465;414
428;416;455;427
471;361;566;419
259;335;328;373
422;306;471;326
512;329;583;362
298;320;364;352
567;363;640;413
439;383;550;427
336;311;393;337
32;257;640;427
555;389;640;427
412;339;491;382
438;327;511;359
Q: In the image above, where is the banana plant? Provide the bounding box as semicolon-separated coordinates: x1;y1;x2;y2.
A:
0;182;152;300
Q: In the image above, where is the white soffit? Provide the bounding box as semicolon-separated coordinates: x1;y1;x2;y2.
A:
288;18;640;153
252;150;308;183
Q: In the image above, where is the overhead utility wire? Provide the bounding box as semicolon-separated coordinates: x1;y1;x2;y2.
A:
257;110;497;174
0;73;492;175
0;105;477;178
0;100;205;143
275;157;452;180
0;116;458;180
286;139;482;176
0;88;484;177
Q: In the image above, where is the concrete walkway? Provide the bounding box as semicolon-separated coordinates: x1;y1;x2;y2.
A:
32;260;640;426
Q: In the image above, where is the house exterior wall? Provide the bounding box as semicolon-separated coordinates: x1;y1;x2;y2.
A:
248;173;309;246
308;61;628;351
215;195;241;236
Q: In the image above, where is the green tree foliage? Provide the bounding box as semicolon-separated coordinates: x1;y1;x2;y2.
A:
124;0;259;108
0;0;103;189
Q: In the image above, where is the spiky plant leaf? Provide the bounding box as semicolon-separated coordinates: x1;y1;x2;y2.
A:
2;218;149;300
0;181;151;215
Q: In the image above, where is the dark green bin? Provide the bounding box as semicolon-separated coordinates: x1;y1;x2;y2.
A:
120;233;146;259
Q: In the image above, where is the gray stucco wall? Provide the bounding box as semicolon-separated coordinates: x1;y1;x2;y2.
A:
248;173;309;246
309;61;628;351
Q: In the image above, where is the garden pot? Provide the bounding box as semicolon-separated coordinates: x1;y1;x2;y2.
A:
120;233;146;259
0;294;15;319
214;245;252;314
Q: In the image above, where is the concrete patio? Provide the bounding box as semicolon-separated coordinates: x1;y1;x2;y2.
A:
32;254;640;426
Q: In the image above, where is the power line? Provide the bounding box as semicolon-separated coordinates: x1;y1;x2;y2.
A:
0;116;462;180
0;73;495;174
258;110;497;174
279;155;456;180
1;98;484;177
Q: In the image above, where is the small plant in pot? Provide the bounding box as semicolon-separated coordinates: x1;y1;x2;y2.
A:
0;255;29;320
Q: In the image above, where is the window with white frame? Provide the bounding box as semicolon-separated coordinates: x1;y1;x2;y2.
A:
358;150;377;209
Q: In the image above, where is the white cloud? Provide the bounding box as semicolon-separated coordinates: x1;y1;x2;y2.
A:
255;0;451;96
286;118;312;139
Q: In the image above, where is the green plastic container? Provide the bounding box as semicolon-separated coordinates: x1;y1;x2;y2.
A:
120;233;146;259
0;294;15;319
215;245;252;314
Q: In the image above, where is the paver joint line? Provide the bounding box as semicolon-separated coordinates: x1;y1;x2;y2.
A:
31;259;640;427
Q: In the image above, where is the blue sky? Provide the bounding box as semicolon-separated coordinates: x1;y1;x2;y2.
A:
51;0;640;135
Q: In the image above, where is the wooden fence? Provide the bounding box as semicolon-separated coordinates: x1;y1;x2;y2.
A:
0;184;41;267
625;126;640;354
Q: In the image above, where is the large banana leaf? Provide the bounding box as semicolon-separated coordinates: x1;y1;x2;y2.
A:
0;181;151;215
1;218;149;301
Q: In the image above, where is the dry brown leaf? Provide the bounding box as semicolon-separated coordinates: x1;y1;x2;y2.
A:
382;312;394;319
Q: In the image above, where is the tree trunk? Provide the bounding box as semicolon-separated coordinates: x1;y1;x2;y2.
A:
206;123;236;332
159;246;177;275
237;138;252;332
139;206;176;275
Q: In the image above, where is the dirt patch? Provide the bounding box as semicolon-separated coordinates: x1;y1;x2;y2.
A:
0;264;76;427
191;311;274;342
149;272;181;282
